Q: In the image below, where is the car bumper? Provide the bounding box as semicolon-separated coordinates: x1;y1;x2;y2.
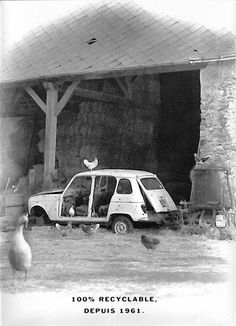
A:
140;210;181;225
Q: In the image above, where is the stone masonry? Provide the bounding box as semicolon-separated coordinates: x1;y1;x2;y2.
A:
199;60;236;202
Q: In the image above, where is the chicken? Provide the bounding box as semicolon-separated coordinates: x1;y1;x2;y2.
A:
199;214;212;229
83;157;98;170
8;214;32;279
194;153;211;164
69;205;75;218
81;223;100;236
11;185;18;192
141;235;160;249
55;222;73;238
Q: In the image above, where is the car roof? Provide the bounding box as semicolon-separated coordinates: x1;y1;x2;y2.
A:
74;169;156;178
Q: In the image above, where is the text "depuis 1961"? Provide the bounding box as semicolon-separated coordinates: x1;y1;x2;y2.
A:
84;308;143;314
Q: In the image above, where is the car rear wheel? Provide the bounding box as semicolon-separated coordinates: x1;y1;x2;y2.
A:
111;216;134;234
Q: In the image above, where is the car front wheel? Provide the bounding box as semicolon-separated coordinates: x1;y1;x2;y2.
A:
29;207;50;226
111;216;134;234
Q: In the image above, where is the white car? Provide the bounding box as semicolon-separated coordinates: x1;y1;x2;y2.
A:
28;169;181;234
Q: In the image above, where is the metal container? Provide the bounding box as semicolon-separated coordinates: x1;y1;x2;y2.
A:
4;194;25;218
190;166;231;208
215;214;226;228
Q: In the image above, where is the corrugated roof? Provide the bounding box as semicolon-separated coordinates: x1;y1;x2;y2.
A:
1;1;235;84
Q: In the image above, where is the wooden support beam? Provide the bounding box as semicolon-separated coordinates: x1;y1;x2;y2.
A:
124;76;134;98
115;78;128;97
74;87;144;109
25;87;47;113
56;80;80;115
13;91;23;107
1;62;208;88
24;81;78;188
43;82;58;188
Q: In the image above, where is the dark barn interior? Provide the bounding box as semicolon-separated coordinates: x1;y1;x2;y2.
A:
157;70;201;202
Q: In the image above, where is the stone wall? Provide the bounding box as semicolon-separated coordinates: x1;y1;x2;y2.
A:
0;117;31;190
199;60;236;203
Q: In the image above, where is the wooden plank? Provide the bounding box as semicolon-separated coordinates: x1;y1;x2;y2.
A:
115;78;128;97
124;76;134;98
43;82;58;188
25;87;47;113
63;61;207;80
13;91;23;107
1;62;208;88
56;81;80;115
73;87;144;109
29;169;35;195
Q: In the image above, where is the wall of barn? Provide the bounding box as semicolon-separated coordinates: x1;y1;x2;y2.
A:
0;117;27;187
199;60;236;203
0;75;160;193
0;115;43;191
56;75;160;183
1;71;200;202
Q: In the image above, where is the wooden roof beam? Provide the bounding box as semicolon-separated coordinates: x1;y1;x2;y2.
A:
115;77;128;97
115;76;138;98
25;87;47;114
0;62;208;88
73;87;144;109
56;80;80;115
124;76;135;98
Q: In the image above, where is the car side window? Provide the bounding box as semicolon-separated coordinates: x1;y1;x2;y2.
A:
117;179;132;194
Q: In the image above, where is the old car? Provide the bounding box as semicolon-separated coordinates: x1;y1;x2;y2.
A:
28;169;181;234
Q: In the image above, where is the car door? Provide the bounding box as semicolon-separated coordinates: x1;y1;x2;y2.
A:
137;176;177;212
60;175;93;218
92;175;117;217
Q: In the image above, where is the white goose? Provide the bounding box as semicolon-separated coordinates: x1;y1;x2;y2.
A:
8;214;32;279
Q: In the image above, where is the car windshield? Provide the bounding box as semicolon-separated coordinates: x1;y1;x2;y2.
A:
140;177;163;190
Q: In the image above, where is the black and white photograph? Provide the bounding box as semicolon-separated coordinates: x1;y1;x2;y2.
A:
0;0;236;325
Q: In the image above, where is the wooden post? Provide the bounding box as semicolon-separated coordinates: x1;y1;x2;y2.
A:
43;82;58;189
25;81;79;189
29;168;35;195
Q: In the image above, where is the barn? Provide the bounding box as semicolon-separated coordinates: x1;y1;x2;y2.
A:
0;1;236;206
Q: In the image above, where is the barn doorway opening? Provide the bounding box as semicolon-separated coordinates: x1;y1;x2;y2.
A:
156;70;201;203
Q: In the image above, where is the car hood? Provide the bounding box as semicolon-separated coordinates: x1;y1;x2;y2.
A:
31;189;64;197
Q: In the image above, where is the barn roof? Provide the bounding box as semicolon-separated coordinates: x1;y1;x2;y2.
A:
1;1;235;85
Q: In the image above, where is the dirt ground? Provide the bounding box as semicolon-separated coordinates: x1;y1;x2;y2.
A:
0;216;236;326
